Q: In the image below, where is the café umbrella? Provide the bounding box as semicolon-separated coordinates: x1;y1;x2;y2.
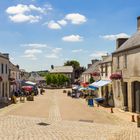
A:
22;86;33;91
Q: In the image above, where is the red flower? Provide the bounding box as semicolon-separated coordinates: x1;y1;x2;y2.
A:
110;73;122;80
92;72;100;76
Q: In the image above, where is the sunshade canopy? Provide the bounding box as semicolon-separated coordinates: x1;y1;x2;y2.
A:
89;80;112;88
22;86;33;91
78;86;97;91
25;81;36;85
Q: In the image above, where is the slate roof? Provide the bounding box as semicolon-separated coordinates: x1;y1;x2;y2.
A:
9;62;20;71
83;61;101;74
28;72;45;81
113;31;140;54
50;66;73;73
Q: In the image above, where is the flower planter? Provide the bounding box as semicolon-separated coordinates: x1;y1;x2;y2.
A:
26;95;34;101
92;72;100;77
110;73;122;80
20;96;25;103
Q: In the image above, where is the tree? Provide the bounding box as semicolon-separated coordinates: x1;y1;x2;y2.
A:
64;60;80;69
46;74;52;85
46;73;70;87
64;60;86;79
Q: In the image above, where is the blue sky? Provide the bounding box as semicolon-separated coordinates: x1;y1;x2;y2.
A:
0;0;140;71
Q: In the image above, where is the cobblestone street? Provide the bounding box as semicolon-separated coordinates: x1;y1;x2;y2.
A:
0;89;140;140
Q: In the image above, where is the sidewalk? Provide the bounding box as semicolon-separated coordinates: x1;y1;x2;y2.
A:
80;98;139;124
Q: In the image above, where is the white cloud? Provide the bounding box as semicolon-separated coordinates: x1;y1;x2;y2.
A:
62;35;83;42
100;33;130;41
89;51;107;58
28;5;45;13
9;14;41;23
6;4;30;15
57;19;67;26
6;4;46;15
72;49;83;53
65;13;87;24
24;49;42;54
52;48;62;53
6;4;48;23
45;47;62;59
48;20;61;29
21;43;48;49
22;48;42;60
45;54;58;58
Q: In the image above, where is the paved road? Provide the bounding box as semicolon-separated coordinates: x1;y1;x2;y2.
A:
0;89;139;140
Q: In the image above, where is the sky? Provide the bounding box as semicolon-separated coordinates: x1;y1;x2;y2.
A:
0;0;140;72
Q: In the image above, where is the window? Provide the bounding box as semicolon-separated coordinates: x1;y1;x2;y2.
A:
1;64;4;74
117;56;120;69
105;64;108;76
5;82;7;97
101;65;103;76
5;64;7;74
124;54;127;68
2;82;4;97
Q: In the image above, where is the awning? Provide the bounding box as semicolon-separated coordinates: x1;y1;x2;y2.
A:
89;80;112;88
25;81;36;85
78;86;97;91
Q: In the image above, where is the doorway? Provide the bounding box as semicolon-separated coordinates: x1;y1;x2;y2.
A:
123;82;128;109
132;81;140;113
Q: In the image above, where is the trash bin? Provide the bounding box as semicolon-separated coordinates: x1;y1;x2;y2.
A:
88;99;94;107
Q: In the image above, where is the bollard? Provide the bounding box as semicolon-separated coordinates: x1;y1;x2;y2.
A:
110;107;114;113
97;103;99;107
131;115;135;122
137;115;140;127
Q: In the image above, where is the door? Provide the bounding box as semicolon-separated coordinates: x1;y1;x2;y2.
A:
134;81;140;113
123;82;128;107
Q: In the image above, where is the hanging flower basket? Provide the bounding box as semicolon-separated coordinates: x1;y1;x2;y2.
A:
92;72;100;76
9;77;15;81
0;76;3;82
110;73;122;80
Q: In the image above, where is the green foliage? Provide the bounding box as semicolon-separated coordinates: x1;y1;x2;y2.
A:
89;77;95;84
64;60;80;69
38;71;48;77
45;73;70;87
64;60;86;79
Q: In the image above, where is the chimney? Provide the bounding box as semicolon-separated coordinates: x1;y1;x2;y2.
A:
116;38;128;49
91;59;99;64
137;16;140;31
87;64;92;68
102;55;108;61
2;53;9;59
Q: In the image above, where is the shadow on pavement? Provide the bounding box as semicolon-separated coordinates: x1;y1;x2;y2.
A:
37;122;50;126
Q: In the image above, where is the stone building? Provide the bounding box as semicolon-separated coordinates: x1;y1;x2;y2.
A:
98;56;113;105
9;62;21;97
50;66;74;84
0;53;10;102
112;16;140;113
81;59;100;83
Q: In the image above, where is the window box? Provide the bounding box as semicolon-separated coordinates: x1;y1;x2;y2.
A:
110;73;122;80
92;72;100;76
